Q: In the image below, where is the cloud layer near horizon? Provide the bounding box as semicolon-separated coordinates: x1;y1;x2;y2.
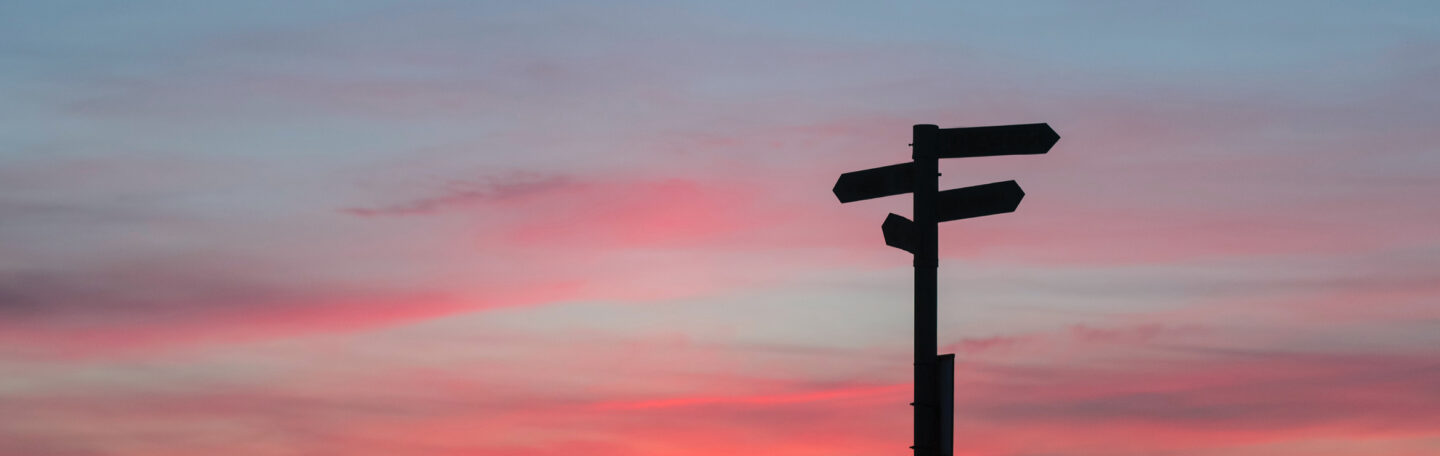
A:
3;1;1439;455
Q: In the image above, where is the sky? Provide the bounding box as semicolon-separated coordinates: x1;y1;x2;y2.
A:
2;1;1439;455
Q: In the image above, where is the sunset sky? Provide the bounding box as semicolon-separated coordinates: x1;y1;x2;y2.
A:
3;1;1440;455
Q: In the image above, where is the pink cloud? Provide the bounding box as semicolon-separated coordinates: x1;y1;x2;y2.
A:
949;335;1035;354
343;173;578;217
591;383;907;411
7;342;1437;456
1068;322;1207;344
0;261;586;358
941;322;1207;357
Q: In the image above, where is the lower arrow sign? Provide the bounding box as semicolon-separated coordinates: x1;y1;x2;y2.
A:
882;213;914;253
879;181;1025;254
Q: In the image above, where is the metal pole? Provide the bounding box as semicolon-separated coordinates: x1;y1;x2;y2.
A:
911;124;940;456
938;353;955;456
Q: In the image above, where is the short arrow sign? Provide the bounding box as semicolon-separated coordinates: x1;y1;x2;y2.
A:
936;180;1025;222
833;162;914;203
933;123;1059;159
882;213;915;253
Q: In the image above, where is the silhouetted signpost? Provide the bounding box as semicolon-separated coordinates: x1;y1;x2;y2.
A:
833;123;1057;456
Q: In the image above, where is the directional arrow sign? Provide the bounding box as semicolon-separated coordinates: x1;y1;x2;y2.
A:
932;123;1058;158
936;180;1025;222
833;162;914;203
882;213;914;253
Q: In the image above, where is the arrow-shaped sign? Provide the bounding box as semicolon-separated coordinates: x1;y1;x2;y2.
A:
882;213;915;253
877;181;1025;253
836;124;1053;204
935;180;1025;222
931;123;1058;159
833;162;913;203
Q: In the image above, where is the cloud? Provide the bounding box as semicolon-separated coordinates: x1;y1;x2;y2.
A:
0;257;582;358
7;327;1437;456
1067;323;1206;344
591;383;906;411
952;350;1440;455
952;335;1035;354
940;323;1207;358
342;173;576;217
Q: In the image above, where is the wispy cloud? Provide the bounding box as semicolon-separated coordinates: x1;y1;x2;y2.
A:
342;173;576;217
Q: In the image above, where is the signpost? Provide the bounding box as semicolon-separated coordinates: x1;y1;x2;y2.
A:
832;123;1057;456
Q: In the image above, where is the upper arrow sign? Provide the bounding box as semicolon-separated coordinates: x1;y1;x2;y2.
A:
930;123;1058;159
833;162;914;203
936;180;1025;222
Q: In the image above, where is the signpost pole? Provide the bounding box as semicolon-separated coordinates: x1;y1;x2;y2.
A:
912;124;940;456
